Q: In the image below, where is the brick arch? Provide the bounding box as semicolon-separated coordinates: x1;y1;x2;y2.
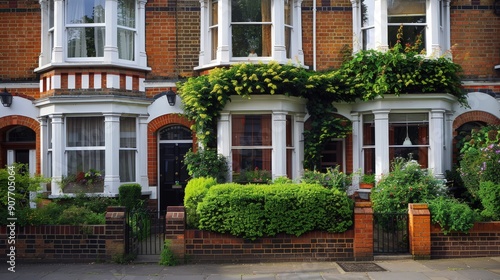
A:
452;111;500;164
0;115;40;173
147;114;196;186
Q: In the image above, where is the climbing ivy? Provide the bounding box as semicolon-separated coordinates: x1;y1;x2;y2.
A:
178;35;468;169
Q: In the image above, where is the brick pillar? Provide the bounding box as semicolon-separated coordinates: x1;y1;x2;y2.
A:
354;202;373;261
105;206;126;259
408;203;431;259
165;206;186;261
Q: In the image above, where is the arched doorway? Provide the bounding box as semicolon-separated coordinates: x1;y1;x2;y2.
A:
158;125;193;213
1;126;36;175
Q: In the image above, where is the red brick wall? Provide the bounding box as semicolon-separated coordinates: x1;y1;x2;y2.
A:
431;222;500;258
450;1;500;79
0;207;126;263
0;1;40;83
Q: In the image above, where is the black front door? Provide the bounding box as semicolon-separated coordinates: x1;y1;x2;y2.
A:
159;142;191;212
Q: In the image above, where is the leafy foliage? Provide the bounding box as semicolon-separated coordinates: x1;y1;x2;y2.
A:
478;181;500;221
183;177;217;228
118;183;143;212
371;158;447;214
159;239;178;266
184;148;229;183
428;197;476;235
301;166;349;191
196;183;353;240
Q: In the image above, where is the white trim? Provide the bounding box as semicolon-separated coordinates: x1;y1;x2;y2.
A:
82;74;89;89
68;74;75;89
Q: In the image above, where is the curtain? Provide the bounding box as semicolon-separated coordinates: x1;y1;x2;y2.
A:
67;150;105;175
67;1;86;57
118;0;135;60
120;117;136;182
67;117;104;147
120;117;136;148
120;150;135;182
261;115;271;171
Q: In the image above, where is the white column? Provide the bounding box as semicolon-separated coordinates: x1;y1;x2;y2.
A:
373;110;390;176
272;112;287;178
217;112;231;181
104;0;119;63
52;0;64;63
50;114;64;195
351;113;361;172
430;109;445;178
374;0;388;51
39;117;48;177
351;0;360;52
273;0;286;61
217;0;230;63
137;114;149;191
199;0;208;65
427;0;441;57
104;113;121;194
293;113;305;180
443;111;454;173
294;0;305;64
137;0;148;67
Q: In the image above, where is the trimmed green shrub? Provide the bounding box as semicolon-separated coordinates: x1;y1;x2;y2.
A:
57;205;105;225
428;197;476;235
159;240;178;266
119;183;142;212
478;181;500;221
371;158;446;214
301;166;349;191
197;183;353;240
183;177;217;228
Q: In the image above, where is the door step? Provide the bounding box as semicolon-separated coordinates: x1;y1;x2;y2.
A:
374;254;413;261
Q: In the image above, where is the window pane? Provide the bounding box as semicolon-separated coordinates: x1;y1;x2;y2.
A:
362;28;375;50
49;0;54;28
118;0;135;28
120;150;136;182
363;114;375;146
67;27;105;57
390;147;428;168
67;0;105;24
120;117;136;148
361;0;375;27
232;0;269;22
67;150;105;175
118;28;135;60
67;117;105;147
232;149;272;180
232;24;271;57
286;115;293;147
232;115;271;146
388;0;425;16
159;125;192;141
388;25;425;50
363;148;375;174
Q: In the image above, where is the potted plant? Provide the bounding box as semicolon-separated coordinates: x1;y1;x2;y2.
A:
360;173;375;189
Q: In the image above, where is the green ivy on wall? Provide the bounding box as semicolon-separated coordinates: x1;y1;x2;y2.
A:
178;38;468;170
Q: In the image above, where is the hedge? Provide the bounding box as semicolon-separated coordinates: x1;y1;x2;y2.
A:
197;183;353;240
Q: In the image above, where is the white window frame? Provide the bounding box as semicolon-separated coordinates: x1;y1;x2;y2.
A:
352;0;450;57
37;0;149;71
197;0;304;70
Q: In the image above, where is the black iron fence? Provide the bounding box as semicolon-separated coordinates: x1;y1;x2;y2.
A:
126;209;166;255
373;212;409;254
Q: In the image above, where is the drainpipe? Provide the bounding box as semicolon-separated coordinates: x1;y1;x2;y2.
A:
313;0;317;71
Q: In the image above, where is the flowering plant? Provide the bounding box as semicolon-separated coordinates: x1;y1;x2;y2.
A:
243;167;272;183
61;169;104;192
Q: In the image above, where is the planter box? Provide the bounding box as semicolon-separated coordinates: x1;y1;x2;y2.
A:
63;182;104;193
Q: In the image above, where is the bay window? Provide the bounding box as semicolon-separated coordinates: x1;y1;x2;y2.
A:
388;113;429;168
39;0;147;68
354;0;450;56
198;0;303;68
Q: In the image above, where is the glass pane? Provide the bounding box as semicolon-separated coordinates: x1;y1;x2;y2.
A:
232;115;272;146
286;115;292;147
67;117;105;147
285;26;292;59
232;24;271;57
232;0;271;22
118;0;135;28
211;27;218;60
67;27;105;57
361;0;374;27
118;28;135;60
67;0;105;24
159;125;192;140
388;0;425;16
363;147;375;174
120;117;136;148
211;0;218;25
285;0;292;25
120;150;136;182
363;114;375;146
231;149;272;182
390;147;428;168
362;28;375;50
67;150;105;175
6;126;36;142
49;0;54;28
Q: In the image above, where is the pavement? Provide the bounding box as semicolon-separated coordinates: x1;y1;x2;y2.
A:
1;257;500;280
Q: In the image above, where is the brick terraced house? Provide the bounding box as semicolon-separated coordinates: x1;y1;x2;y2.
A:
0;0;499;212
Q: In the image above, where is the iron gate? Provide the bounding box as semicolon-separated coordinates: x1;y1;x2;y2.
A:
373;212;409;254
126;209;165;255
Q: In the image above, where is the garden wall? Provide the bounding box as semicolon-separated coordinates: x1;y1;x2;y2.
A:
431;222;500;258
0;206;126;263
